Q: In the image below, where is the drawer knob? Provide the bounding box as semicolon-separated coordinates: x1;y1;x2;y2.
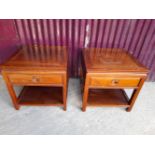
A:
32;76;40;83
111;79;119;85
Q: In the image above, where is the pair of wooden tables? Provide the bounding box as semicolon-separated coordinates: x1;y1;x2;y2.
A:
1;46;148;112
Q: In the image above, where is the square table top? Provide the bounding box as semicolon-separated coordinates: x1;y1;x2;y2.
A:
82;48;148;74
2;45;67;71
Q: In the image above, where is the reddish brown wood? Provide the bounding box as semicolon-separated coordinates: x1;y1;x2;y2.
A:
2;72;20;110
81;48;148;112
126;77;146;112
88;89;129;107
82;75;89;112
63;73;67;111
8;73;63;86
89;76;140;88
1;45;68;110
18;86;63;106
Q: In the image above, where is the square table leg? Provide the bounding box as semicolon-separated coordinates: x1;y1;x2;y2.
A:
63;74;67;111
82;74;89;112
2;72;20;110
126;78;146;112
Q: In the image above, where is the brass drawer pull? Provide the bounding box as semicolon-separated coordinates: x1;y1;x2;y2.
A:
111;79;119;85
32;76;40;83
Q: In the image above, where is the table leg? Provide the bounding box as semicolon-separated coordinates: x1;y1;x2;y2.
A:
126;78;146;112
82;74;89;112
2;73;20;110
63;74;67;111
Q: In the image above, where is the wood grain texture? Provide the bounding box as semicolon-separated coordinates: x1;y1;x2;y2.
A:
8;73;63;86
2;45;67;71
18;86;63;106
1;45;68;110
83;48;148;73
89;77;140;88
81;48;148;112
88;89;129;107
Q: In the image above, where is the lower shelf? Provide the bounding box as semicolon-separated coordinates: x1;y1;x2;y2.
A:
87;89;130;107
18;86;63;106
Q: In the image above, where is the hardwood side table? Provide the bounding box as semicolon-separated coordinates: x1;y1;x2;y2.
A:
80;48;148;112
1;45;68;111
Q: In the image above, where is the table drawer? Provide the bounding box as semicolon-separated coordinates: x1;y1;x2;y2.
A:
8;74;63;85
89;77;140;88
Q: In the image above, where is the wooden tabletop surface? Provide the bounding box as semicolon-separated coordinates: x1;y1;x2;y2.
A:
2;45;67;71
83;48;148;74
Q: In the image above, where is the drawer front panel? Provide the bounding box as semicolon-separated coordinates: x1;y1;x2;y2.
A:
8;74;63;85
89;77;140;88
